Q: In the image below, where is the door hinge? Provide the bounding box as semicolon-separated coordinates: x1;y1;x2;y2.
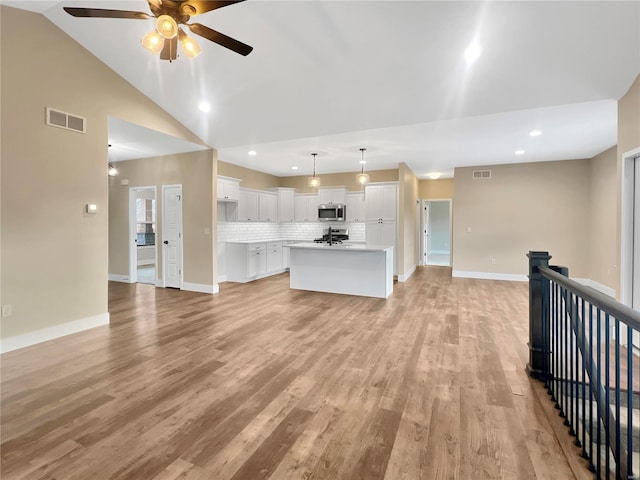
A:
177;195;181;201
179;232;181;238
179;269;181;275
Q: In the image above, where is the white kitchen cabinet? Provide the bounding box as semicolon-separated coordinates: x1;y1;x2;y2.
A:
365;184;397;222
238;189;259;221
216;176;240;201
273;188;295;223
317;187;346;206
346;192;365;222
248;245;267;278
294;194;318;222
266;242;283;272
366;221;397;275
259;192;278;222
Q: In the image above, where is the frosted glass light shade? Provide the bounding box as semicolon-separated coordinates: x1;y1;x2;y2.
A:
355;173;369;185
141;30;164;55
308;176;321;188
179;31;201;58
156;15;178;39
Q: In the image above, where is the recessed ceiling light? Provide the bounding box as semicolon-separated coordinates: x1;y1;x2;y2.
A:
515;150;525;155
464;42;481;63
248;150;257;156
529;130;542;137
198;102;211;112
427;172;441;179
359;160;366;165
291;166;298;170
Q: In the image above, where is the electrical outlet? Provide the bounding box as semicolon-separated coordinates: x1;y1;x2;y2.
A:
2;304;13;317
491;258;496;265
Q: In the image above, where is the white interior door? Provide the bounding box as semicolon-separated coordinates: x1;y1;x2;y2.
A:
163;185;183;289
423;202;431;265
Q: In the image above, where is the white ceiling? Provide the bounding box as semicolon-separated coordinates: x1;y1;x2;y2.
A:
6;0;640;178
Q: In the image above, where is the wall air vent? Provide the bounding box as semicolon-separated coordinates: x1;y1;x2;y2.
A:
472;169;491;179
45;107;86;134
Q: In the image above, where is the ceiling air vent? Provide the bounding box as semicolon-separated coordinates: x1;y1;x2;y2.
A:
472;169;491;179
46;107;86;134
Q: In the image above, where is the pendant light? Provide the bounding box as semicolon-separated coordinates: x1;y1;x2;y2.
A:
355;148;370;185
308;153;321;188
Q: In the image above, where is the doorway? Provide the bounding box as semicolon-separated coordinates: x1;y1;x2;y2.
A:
129;187;157;285
422;199;452;266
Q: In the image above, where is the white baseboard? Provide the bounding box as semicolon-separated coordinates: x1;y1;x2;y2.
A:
573;278;616;298
136;260;155;266
397;264;416;282
452;270;528;282
429;250;450;255
108;274;131;283
1;313;110;354
155;279;165;288
181;282;216;295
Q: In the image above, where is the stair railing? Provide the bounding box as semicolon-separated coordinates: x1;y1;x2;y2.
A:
527;251;640;480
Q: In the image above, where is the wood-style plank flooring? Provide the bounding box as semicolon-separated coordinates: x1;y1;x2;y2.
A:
1;267;588;479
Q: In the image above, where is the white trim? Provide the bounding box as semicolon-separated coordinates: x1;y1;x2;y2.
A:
422;199;453;267
429;249;450;255
108;273;131;283
621;147;640;307
181;282;216;294
573;278;616;298
1;313;109;354
155;278;165;288
217;275;228;283
452;270;528;282
397;264;416;282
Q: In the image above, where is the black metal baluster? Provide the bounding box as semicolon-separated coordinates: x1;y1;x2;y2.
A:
554;282;560;408
564;287;570;425
615;318;621;480
588;303;596;472
597;308;602;478
569;292;576;437
605;312;610;478
549;280;555;396
578;297;585;451
560;286;566;421
627;322;634;480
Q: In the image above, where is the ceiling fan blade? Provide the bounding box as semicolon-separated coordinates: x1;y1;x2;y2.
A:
188;23;253;56
63;7;150;20
180;1;244;16
160;36;178;61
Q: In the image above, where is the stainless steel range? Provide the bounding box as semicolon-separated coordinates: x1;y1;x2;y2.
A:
314;227;349;245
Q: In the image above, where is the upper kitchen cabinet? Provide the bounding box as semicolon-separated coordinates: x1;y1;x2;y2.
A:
217;176;240;202
272;188;295;223
317;187;346;206
238;188;259;221
294;194;319;222
365;184;398;222
346;192;365;222
258;192;278;222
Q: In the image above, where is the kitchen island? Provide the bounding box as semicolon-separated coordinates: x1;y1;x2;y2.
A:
289;243;394;298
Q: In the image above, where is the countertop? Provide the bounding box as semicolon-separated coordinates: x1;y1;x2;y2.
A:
289;242;393;252
224;239;366;245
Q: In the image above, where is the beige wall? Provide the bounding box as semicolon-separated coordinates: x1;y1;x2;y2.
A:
398;163;419;277
452;159;591;277
588;147;618;290
0;6;210;343
218;160;280;191
109;151;214;286
419;179;454;199
279;169;398;193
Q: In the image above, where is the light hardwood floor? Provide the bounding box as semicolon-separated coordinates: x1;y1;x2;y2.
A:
1;267;590;479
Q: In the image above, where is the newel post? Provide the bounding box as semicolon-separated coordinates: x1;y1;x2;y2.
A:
526;251;551;379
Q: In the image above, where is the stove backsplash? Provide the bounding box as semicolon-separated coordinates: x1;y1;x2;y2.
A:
217;222;365;243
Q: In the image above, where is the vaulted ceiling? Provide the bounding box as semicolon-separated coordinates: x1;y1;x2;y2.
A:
6;1;640;177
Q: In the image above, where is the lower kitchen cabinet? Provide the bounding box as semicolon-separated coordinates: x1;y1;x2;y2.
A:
226;241;284;283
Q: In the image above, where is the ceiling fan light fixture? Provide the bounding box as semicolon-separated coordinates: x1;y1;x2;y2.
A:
179;30;201;58
141;30;164;55
108;164;118;177
156;14;178;39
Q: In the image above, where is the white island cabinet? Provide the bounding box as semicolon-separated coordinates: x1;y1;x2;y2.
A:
289;243;394;298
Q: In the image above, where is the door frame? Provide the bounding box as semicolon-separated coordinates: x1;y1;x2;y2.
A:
620;147;640;307
422;198;453;266
162;184;184;289
128;186;157;284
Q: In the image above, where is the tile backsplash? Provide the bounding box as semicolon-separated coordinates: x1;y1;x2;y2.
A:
217;222;366;243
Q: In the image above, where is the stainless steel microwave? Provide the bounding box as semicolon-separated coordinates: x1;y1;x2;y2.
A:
318;204;346;222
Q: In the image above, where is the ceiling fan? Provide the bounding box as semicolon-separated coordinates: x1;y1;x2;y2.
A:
63;0;253;61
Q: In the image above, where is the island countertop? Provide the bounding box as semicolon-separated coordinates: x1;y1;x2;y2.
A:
289;242;392;252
